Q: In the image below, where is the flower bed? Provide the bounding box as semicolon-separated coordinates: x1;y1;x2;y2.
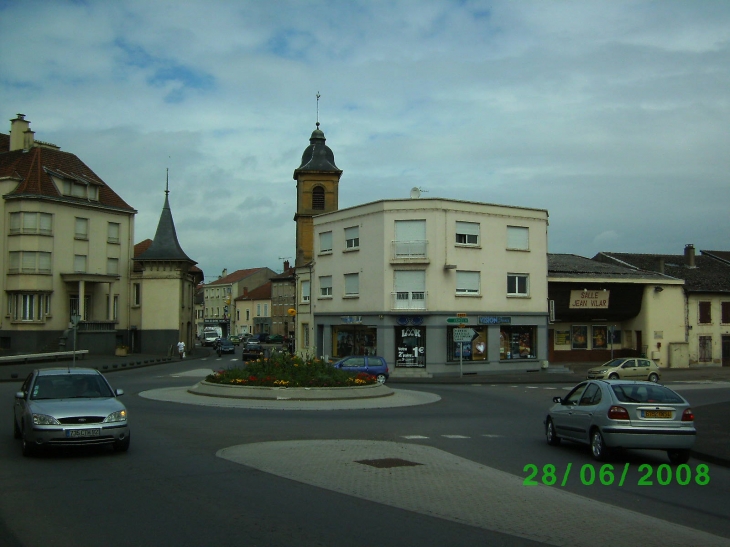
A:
205;351;378;388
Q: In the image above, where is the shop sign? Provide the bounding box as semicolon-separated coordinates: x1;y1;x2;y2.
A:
569;290;609;309
396;326;426;368
479;316;511;325
340;316;363;324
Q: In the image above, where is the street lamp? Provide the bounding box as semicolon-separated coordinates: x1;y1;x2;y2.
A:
70;314;81;368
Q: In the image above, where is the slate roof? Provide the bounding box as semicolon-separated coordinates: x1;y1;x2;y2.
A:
702;250;730;265
135;192;195;263
593;251;730;293
133;238;201;274
0;132;135;212
293;124;341;176
548;253;671;280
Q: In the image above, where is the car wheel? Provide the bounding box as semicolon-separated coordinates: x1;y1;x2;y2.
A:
648;373;659;383
608;373;619;380
590;428;610;461
667;449;690;465
114;433;130;453
375;374;387;384
21;427;35;457
546;418;561;446
13;417;21;439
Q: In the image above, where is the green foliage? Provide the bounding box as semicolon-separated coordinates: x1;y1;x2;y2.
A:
205;350;376;387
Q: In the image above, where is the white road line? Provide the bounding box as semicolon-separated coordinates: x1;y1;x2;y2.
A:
441;435;470;439
402;435;429;439
481;434;504;438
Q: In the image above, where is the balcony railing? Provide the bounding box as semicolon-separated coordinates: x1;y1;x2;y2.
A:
77;321;117;332
391;240;429;262
391;291;427;310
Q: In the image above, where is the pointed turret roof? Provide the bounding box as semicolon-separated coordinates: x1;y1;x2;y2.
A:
136;182;195;264
293;123;341;176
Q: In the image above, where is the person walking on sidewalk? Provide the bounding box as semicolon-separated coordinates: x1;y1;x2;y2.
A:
177;340;185;359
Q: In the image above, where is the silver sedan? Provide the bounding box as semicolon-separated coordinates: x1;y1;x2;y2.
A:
13;367;130;456
544;380;696;464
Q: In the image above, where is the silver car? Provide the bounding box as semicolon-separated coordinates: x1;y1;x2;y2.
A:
13;367;130;456
586;358;661;382
544;380;695;463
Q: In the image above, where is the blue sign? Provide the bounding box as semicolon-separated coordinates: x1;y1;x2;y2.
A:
341;316;363;324
479;316;512;325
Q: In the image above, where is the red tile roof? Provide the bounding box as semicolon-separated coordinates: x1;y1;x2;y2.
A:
235;281;272;301
207;268;266;286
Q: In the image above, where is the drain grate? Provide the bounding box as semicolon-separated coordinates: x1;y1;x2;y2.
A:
355;458;423;469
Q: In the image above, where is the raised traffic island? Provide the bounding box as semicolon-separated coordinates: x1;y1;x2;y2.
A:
188;381;394;401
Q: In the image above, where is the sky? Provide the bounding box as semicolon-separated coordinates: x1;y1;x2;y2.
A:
1;0;729;281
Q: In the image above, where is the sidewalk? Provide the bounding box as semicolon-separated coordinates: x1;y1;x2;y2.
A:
2;354;728;467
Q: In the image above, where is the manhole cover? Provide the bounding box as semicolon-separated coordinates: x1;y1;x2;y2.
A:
355;458;423;469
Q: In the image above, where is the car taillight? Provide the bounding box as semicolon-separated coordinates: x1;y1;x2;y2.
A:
682;408;694;421
608;405;630;420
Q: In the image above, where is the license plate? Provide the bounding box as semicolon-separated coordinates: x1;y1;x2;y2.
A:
643;410;671;419
66;429;101;438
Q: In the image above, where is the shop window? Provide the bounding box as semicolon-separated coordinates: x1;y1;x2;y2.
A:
500;326;537;359
447;326;487;361
699;301;711;324
333;325;377;357
396;326;426;367
571;325;588;349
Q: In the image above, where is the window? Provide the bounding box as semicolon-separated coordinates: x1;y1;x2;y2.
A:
456;271;480;295
9;212;52;235
344;273;359;296
107;258;119;275
345;226;359;249
75;217;89;240
9;293;49;322
699;336;712;362
319;231;332;253
301;280;310;302
500;325;537;359
246;309;250;321
507;226;529;250
320;276;333;297
133;283;141;306
699;301;711;324
74;255;87;273
302;323;310;347
264;304;268;316
723;302;730;324
507;274;529;296
257;304;261;316
312;186;325;210
113;295;119;320
455;221;479;245
394;220;427;258
393;270;426;309
61;179;99;201
108;222;120;244
8;251;52;274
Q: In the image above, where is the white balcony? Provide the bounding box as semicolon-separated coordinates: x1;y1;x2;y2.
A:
391;240;429;263
391;291;427;310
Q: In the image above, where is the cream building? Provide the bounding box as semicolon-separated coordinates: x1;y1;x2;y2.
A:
308;198;550;376
0;115;136;354
234;282;272;337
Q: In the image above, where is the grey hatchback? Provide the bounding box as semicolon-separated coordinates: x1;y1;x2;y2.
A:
13;367;130;456
544;380;695;464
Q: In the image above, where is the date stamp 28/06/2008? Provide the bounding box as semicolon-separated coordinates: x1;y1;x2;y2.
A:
523;462;710;487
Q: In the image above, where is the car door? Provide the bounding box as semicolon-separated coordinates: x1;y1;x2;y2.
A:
551;382;588;441
339;356;366;374
571;383;603;443
620;359;639;379
364;357;383;376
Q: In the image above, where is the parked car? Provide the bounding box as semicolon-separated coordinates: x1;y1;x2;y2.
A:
242;341;263;361
544;380;695;463
229;335;242;346
217;338;236;356
13;367;130;456
332;356;390;384
267;334;284;343
586;358;661;382
248;333;269;344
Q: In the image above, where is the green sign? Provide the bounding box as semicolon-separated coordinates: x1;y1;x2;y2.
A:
446;317;469;324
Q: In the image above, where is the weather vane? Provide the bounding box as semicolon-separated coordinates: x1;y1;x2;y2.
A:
316;91;321;128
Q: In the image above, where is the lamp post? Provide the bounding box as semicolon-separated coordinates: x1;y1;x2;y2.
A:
71;314;81;368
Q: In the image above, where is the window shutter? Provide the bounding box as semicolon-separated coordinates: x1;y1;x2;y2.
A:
507;226;529;250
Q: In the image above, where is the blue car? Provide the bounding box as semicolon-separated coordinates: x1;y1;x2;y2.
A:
332;356;389;384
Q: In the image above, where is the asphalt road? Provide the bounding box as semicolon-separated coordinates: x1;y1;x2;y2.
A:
1;357;729;547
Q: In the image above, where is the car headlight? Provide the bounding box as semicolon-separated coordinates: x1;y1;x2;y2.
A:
33;413;61;425
103;410;128;423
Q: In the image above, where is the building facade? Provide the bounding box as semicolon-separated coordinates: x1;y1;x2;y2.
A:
0;115;136;354
234;282;272;336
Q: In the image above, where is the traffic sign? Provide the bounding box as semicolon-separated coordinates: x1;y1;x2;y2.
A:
453;328;475;342
446;317;469;324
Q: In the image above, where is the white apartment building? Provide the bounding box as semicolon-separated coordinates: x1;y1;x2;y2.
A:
302;197;550;376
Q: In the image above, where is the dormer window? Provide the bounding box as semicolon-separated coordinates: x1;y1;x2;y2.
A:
62;179;99;200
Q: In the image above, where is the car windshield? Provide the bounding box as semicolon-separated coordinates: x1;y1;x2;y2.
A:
611;384;684;404
31;374;114;400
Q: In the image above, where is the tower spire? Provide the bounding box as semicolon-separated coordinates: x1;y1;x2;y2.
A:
316;91;321;129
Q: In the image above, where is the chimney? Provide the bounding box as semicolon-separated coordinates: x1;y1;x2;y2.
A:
283;260;290;271
220;268;227;279
684;244;696;268
9;114;34;151
657;257;665;274
243;287;248;297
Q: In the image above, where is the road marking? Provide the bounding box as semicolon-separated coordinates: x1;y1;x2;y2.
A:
402;435;429;439
526;386;539;389
442;435;470;439
481;434;503;438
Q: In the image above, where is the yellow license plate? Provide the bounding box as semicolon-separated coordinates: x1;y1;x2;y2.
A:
644;410;671;418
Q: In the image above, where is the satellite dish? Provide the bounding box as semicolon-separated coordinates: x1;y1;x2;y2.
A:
409;187;421;199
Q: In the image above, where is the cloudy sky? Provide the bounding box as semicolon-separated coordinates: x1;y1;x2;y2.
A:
2;0;728;281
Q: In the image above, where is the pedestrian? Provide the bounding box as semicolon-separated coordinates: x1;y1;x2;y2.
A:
177;340;185;359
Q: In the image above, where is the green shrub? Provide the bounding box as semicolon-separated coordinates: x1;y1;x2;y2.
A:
205;351;376;387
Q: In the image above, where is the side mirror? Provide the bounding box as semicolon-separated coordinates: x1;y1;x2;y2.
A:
115;388;124;396
552;396;562;404
15;391;25;399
